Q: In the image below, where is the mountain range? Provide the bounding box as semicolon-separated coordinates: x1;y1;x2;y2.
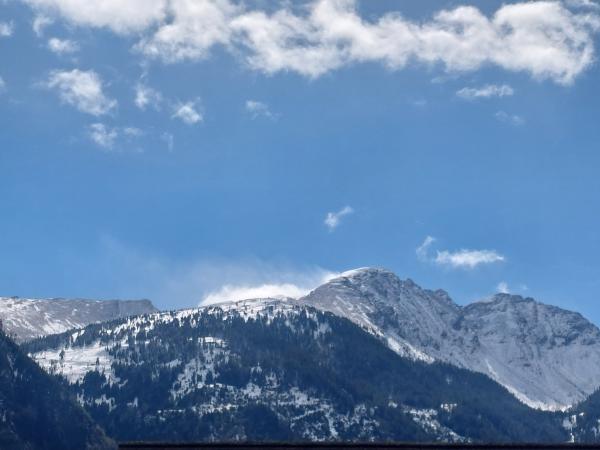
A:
0;297;157;342
22;299;566;443
299;268;600;410
5;267;600;445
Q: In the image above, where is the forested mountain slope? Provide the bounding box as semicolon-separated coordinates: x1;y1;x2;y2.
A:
0;329;114;449
25;299;567;443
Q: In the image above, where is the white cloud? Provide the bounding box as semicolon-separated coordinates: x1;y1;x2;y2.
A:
47;37;79;54
172;100;203;125
24;0;167;34
245;100;275;119
87;124;144;150
88;123;118;148
497;281;510;294
457;84;514;100
33;15;53;36
45;69;117;116
417;236;505;269
21;1;600;84
435;249;505;269
416;236;436;261
89;236;336;309
324;205;354;231
135;0;239;62
134;83;162;110
88;123;117;149
0;21;14;37
0;76;5;94
495;110;525;126
201;271;337;305
230;0;600;84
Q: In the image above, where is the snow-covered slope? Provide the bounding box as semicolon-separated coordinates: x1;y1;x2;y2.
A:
0;296;158;342
299;268;600;410
24;297;566;443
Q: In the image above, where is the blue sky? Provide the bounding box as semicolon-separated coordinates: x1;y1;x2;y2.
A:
1;0;600;322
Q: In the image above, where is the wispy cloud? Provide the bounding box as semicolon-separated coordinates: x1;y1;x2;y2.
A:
87;123;144;150
417;236;505;269
0;21;14;37
33;15;53;36
497;281;510;294
44;69;116;116
47;37;79;54
200;269;337;305
89;236;335;309
88;123;118;149
23;1;600;84
0;76;5;93
203;282;319;305
0;22;15;37
435;249;505;269
245;100;276;119
324;206;354;231
135;83;162;110
416;235;436;261
25;0;166;34
122;127;143;138
172;100;203;125
457;84;514;100
495;110;525;126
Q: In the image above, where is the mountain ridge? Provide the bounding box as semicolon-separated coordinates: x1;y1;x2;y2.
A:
0;296;158;343
23;299;567;443
298;267;600;410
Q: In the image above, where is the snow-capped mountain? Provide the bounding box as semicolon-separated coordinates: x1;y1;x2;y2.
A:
299;268;600;411
23;299;566;443
0;297;157;342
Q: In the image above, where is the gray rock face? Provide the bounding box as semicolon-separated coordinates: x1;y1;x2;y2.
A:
299;268;600;410
0;296;158;343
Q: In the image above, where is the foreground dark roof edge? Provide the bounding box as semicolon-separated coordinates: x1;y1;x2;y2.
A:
118;443;600;449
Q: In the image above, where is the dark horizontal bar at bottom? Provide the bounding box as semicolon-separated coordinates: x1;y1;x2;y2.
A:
119;444;600;450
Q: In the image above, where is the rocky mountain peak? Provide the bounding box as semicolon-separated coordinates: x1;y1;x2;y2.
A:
298;268;600;410
325;267;432;299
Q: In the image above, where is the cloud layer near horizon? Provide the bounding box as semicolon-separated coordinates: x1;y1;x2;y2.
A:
23;0;600;84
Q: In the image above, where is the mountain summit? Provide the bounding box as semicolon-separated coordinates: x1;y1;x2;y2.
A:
300;268;600;410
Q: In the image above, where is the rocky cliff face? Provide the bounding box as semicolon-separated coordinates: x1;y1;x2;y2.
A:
0;297;157;343
300;268;600;410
